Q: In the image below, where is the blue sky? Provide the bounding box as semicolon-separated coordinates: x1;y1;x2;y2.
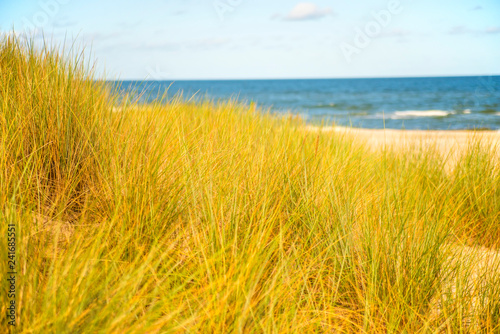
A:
1;0;499;79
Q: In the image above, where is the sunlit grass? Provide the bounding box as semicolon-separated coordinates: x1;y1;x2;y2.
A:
1;34;499;333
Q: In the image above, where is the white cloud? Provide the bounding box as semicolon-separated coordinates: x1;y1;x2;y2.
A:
284;3;333;21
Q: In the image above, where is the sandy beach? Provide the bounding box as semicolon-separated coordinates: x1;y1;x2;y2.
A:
306;125;500;162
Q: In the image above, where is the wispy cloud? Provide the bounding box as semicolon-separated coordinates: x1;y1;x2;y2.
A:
270;13;281;20
449;25;470;35
485;26;500;34
283;3;333;21
185;38;232;51
117;20;143;30
173;9;187;16
449;25;500;35
51;16;77;29
85;32;125;42
136;40;181;51
134;38;232;52
377;29;412;38
471;5;483;11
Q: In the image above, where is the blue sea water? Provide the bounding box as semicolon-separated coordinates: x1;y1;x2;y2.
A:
111;76;500;130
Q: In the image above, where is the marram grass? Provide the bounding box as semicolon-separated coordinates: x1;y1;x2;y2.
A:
1;34;499;333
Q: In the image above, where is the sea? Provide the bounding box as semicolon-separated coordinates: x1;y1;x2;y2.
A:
111;76;500;130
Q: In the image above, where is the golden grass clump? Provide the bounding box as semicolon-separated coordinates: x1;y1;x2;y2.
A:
0;34;499;333
0;34;116;220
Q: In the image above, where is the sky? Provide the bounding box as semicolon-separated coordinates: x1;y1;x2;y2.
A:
1;0;499;80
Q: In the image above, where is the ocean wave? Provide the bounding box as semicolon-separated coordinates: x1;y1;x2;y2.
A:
390;110;454;119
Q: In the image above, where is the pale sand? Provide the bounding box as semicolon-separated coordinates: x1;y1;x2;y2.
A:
429;244;500;327
305;126;500;164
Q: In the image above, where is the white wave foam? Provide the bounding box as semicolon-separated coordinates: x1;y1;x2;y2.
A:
391;110;453;119
463;109;471;114
495;112;500;116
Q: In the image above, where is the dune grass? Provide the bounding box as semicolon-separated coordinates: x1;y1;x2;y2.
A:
1;34;500;333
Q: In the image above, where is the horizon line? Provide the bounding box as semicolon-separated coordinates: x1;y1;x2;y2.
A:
105;74;500;82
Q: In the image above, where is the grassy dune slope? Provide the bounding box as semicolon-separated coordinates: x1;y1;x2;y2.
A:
1;35;499;333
